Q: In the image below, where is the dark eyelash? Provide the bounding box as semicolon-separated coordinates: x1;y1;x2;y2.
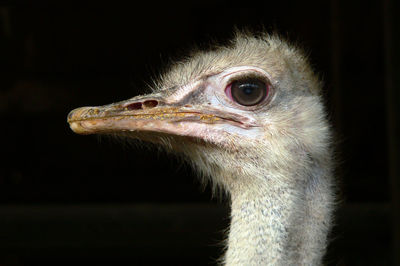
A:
227;72;269;85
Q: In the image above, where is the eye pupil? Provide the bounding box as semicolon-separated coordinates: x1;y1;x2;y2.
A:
243;86;255;95
230;79;268;106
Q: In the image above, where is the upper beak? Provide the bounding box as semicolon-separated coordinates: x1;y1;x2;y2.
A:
67;94;223;136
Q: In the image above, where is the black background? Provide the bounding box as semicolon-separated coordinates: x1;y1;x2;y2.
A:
0;0;399;265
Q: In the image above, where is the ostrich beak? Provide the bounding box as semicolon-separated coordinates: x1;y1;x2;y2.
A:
67;95;232;138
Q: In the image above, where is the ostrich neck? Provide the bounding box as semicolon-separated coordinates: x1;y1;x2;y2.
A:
224;162;333;266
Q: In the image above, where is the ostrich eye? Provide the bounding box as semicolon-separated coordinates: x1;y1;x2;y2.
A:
228;78;269;106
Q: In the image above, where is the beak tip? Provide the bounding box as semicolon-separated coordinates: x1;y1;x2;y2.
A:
68;121;78;132
68;121;92;135
67;110;75;123
67;107;93;134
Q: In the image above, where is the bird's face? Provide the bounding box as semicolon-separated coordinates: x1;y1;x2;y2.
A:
68;65;274;148
68;35;327;190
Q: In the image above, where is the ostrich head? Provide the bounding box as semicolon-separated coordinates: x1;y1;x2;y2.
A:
68;33;334;265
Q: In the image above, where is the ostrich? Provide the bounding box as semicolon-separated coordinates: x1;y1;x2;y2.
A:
67;33;334;265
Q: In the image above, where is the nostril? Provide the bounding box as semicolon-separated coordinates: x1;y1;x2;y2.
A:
143;100;158;108
126;102;143;110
